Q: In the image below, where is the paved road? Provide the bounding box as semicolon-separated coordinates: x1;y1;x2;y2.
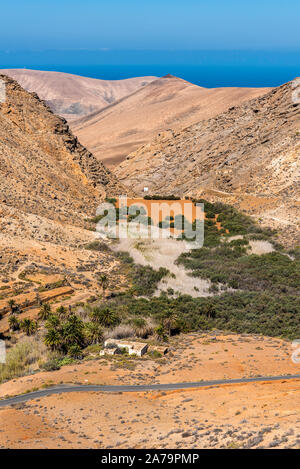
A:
0;374;299;408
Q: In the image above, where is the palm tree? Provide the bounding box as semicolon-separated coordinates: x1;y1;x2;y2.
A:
62;315;84;348
202;303;216;319
44;328;62;351
99;274;108;297
8;315;20;331
38;303;51;321
45;314;60;330
20;318;37;336
35;292;41;307
162;309;178;336
131;317;150;338
154;324;168;343
56;306;67;318
84;322;103;345
131;318;146;329
67;345;83;359
8;299;16;314
90;307;120;328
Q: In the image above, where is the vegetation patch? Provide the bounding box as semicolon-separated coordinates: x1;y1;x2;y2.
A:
143;194;181;200
114;250;169;296
177;242;299;293
102;291;300;340
84;240;112;252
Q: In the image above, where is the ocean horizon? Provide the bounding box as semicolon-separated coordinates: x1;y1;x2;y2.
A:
1;50;300;87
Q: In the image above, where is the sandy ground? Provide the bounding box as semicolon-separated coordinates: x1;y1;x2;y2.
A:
112;236;212;297
0;332;299;448
0;224;123;334
1;333;298;397
0;380;299;449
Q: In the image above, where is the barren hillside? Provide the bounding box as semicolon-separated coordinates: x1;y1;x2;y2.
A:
0;69;157;120
0;74;126;313
0;75;299;450
72;75;270;166
0;74;125;224
0;332;299;449
115;79;300;244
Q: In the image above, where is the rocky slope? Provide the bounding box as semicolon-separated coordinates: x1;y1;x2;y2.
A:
72;75;270;166
0;74;126;304
0;74;125;226
0;69;157;120
115;79;300;244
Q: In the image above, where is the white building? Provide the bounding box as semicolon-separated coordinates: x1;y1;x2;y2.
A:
101;339;148;357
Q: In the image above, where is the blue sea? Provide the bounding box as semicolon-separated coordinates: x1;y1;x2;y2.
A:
0;50;299;88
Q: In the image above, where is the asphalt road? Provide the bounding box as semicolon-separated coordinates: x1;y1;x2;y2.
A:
0;374;299;408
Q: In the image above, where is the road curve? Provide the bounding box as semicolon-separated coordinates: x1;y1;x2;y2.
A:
0;374;299;408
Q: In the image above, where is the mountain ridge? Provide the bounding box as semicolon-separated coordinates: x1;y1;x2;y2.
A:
115;78;300;245
72;74;271;167
0;68;157;120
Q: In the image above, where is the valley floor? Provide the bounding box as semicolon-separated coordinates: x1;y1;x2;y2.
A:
0;332;299;449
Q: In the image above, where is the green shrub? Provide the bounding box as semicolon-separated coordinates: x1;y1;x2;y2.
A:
67;345;83;359
177;245;299;294
40;358;61;371
130;265;169;296
84;241;111;252
0;337;47;383
144;195;180;200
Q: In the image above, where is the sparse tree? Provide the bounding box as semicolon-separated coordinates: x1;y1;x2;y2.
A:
38;302;51;321
8;315;20;331
84;322;103;345
99;274;108;297
90;307;120;328
8;299;16;314
154;324;168;342
20;318;37;336
44;328;61;351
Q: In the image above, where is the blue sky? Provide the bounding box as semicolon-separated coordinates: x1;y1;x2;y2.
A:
1;0;300;50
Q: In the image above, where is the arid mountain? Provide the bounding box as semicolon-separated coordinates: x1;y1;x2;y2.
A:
0;74;126;303
0;69;157;120
0;75;299;451
0;74;124;226
115;79;300;244
72;75;271;166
